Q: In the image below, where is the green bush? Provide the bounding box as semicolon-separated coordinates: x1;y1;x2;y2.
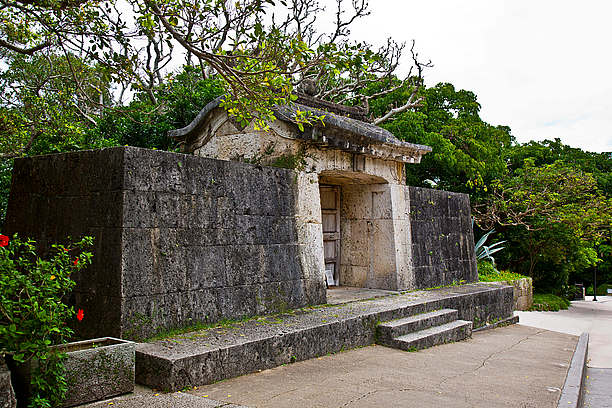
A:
586;283;612;296
529;294;570;311
477;260;528;283
0;234;93;407
90;67;224;151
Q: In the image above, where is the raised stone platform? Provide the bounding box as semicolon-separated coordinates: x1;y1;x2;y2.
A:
136;283;514;391
325;287;399;305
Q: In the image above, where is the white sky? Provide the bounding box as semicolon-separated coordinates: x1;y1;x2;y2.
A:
339;0;612;153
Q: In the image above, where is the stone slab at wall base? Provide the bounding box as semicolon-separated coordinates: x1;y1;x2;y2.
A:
4;147;326;340
0;357;16;408
136;283;514;392
506;278;533;311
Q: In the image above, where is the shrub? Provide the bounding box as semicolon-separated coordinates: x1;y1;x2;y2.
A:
0;234;93;407
559;284;582;301
529;294;570;311
477;260;528;283
586;283;612;296
474;228;506;265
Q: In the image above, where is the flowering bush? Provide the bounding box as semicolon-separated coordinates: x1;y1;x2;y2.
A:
0;234;93;407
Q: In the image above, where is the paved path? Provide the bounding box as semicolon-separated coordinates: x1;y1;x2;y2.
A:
187;324;575;408
517;296;612;407
516;296;612;368
583;368;612;408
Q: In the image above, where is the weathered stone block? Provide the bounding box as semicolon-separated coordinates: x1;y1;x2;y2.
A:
8;338;134;408
486;278;533;311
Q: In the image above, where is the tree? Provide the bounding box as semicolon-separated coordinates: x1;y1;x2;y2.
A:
91;65;224;150
373;82;513;201
1;0;430;132
0;64;224;228
476;159;611;290
507;139;612;196
0;53;114;159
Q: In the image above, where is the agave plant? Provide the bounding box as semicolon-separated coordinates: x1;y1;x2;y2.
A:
472;219;506;265
475;230;506;264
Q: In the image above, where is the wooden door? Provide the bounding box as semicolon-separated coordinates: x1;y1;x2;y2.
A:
320;185;340;286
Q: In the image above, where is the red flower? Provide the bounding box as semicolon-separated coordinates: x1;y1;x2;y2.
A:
73;258;79;266
76;309;84;321
0;235;8;247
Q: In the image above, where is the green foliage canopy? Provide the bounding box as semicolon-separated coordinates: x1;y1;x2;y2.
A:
478;160;611;289
376;83;513;201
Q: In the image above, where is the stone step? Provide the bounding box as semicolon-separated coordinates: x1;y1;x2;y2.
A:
383;320;473;351
376;308;458;342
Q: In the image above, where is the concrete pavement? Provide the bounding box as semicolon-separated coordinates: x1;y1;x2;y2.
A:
583;368;612;408
516;296;612;368
81;324;577;407
83;295;612;408
188;324;576;408
517;296;612;408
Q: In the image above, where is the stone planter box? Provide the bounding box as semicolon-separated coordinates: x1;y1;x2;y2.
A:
8;337;134;407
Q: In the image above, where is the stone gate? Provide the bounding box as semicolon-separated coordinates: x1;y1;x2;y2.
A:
5;96;479;339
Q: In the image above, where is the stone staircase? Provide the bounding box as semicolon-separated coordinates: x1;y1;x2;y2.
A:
376;308;472;351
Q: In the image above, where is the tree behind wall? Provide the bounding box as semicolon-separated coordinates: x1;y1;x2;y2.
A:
90;66;224;151
374;82;513;203
477;160;611;291
0;64;225;227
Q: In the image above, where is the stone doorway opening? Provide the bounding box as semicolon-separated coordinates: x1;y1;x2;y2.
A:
320;185;341;286
319;171;395;290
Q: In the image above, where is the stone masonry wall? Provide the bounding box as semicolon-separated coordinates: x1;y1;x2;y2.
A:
5;147;326;340
407;187;478;289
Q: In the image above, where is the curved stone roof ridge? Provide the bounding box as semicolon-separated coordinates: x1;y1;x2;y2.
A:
273;103;431;153
168;95;432;155
168;95;226;141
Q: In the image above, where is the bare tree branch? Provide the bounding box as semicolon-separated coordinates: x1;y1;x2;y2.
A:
0;38;51;55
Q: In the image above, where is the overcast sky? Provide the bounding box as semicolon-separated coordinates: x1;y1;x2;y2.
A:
338;0;612;153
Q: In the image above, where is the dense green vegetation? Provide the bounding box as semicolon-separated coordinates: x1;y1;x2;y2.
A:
0;65;225;227
0;235;93;407
477;261;528;283
586;283;612;296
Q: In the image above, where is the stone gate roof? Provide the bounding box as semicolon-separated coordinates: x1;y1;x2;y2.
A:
169;95;432;163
